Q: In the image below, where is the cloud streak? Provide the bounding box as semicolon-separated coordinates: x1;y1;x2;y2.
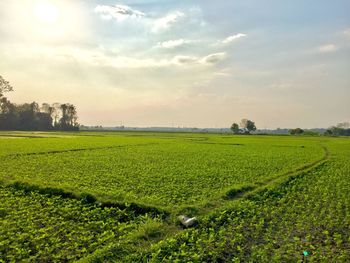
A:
152;11;185;33
94;4;145;21
156;39;194;49
318;44;338;53
222;33;247;44
201;52;227;64
11;44;227;69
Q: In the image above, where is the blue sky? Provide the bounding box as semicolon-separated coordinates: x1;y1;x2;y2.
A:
0;0;349;128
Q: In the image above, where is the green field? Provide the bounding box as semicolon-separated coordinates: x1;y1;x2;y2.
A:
0;131;349;262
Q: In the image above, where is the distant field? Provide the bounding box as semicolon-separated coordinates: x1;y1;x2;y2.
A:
0;132;349;262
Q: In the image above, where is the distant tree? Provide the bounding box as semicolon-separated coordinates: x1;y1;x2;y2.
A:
49;103;61;128
324;129;333;136
17;102;40;130
0;76;14;123
59;103;69;129
325;123;350;136
58;103;79;130
289;128;304;135
230;123;240;134
240;119;256;134
303;130;319;136
336;122;350;129
0;97;17;130
37;112;53;130
67;104;78;127
0;76;13;98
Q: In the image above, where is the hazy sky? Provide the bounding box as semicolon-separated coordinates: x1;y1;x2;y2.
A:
0;0;349;128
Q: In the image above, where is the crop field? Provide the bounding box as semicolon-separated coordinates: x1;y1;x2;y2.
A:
0;132;349;262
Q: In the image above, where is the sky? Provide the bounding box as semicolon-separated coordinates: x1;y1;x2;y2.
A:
0;0;349;128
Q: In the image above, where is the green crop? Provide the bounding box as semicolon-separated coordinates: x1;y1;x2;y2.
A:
0;185;154;262
0;132;349;262
0;134;324;208
137;139;350;262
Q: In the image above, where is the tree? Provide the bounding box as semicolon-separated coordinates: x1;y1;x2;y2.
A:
58;103;78;130
51;103;61;127
240;119;256;134
230;123;240;134
289;128;304;135
0;97;18;130
0;76;14;117
0;76;13;98
67;104;78;127
325;123;350;136
336;122;350;129
17;102;40;130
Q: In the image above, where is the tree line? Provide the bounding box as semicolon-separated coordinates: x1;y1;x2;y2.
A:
325;122;350;136
0;76;79;131
230;119;350;136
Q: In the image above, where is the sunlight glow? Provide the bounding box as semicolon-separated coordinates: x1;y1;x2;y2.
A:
34;1;59;24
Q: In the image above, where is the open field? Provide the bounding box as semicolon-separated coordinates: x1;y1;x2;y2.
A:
0;132;349;262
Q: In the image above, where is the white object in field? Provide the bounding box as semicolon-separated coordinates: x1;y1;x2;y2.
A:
178;215;198;228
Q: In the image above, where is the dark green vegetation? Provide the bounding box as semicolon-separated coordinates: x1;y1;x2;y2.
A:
0;131;349;262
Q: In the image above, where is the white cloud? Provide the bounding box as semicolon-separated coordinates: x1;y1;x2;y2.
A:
5;43;226;69
173;53;227;66
200;52;227;64
344;28;350;37
152;11;185;33
222;33;247;44
270;82;293;90
318;44;338;53
156;39;193;49
94;4;145;21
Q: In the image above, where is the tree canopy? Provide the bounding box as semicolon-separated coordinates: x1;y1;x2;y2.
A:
325;123;350;136
231;119;257;134
240;119;256;134
289;128;304;135
0;76;79;131
230;123;240;134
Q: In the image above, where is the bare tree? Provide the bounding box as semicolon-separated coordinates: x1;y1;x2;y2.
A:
0;76;13;97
